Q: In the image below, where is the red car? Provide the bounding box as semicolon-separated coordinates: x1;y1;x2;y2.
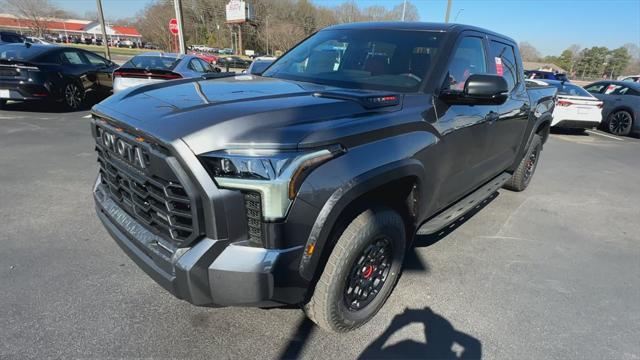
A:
191;52;218;64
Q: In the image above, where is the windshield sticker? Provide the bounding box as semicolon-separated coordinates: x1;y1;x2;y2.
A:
495;57;504;76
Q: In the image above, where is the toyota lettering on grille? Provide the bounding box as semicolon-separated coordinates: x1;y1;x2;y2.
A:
96;126;146;169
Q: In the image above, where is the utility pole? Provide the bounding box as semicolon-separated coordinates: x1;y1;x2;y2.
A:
95;0;111;60
265;16;269;55
173;0;186;54
444;0;452;23
401;0;407;21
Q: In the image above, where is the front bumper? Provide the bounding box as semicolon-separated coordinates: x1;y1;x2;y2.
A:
94;178;304;307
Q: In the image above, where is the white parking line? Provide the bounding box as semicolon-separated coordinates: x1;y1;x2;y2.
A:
83;114;92;119
586;129;624;141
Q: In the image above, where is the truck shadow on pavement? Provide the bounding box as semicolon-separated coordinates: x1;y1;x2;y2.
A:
358;307;482;359
278;307;482;360
278;188;494;359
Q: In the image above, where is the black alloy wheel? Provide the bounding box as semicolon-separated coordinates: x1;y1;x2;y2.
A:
344;237;393;312
607;111;633;136
64;82;84;110
523;146;539;184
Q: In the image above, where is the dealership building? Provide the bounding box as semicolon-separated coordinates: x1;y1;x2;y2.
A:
0;13;141;42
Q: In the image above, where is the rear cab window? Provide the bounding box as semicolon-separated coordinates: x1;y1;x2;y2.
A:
489;40;520;92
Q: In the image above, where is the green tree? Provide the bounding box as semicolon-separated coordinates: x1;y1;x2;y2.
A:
605;47;631;79
576;46;609;78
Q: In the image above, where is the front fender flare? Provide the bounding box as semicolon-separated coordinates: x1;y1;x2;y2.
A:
298;159;426;281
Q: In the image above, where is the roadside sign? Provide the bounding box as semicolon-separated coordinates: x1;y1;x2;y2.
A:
169;18;179;34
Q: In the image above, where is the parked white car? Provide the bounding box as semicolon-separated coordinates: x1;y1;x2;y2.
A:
527;79;603;129
25;36;53;45
617;75;640;83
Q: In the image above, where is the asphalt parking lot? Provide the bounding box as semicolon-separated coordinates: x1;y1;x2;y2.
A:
1;101;639;359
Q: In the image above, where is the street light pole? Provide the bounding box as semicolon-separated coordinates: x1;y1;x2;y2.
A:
173;0;187;54
95;0;111;60
444;0;452;23
401;0;407;21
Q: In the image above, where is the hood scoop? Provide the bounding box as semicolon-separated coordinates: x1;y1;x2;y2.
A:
313;90;401;109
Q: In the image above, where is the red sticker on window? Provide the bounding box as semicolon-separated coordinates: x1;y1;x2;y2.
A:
495;57;504;76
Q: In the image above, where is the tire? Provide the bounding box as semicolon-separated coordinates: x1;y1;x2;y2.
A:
62;81;85;111
605;110;633;136
0;99;6;108
504;134;542;192
304;207;406;332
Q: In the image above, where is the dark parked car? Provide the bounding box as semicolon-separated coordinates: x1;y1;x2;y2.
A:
0;43;117;110
584;80;640;136
0;31;25;45
525;70;569;82
113;53;221;93
91;22;556;332
216;55;252;69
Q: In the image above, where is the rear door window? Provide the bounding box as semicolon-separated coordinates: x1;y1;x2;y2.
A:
489;41;519;91
445;36;487;91
610;85;630;95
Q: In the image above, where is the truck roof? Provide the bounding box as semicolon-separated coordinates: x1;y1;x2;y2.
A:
324;22;516;44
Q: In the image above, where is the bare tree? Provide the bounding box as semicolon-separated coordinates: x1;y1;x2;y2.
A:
519;42;541;62
2;0;61;36
268;22;306;53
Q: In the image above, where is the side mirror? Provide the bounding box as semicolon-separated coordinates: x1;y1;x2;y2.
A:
440;74;509;105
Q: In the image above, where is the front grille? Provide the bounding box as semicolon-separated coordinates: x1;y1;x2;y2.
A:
94;121;198;245
243;191;264;243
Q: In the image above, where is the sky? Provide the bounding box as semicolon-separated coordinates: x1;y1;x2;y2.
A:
52;0;640;55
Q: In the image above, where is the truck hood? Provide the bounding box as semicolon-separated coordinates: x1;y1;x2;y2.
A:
93;75;403;155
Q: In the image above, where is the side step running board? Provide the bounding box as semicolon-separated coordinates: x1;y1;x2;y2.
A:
417;172;512;235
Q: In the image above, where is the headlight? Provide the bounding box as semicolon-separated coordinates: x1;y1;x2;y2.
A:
199;146;343;220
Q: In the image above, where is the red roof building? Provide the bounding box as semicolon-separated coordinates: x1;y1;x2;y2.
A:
0;14;141;39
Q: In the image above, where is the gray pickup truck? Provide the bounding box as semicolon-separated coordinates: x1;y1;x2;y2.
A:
91;22;556;332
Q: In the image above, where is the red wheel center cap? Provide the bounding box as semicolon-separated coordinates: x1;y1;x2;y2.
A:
362;265;374;279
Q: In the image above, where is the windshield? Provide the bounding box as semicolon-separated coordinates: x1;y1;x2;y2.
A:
551;82;591;97
263;29;443;92
122;55;180;70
